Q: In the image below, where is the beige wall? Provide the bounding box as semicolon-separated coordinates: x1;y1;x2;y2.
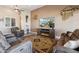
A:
31;5;79;36
0;6;31;34
21;10;31;33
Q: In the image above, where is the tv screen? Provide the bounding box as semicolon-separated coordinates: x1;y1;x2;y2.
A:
40;18;48;27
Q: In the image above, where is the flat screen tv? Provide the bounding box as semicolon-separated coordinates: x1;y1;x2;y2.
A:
40;18;48;27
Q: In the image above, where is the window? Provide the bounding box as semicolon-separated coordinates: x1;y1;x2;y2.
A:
5;17;16;27
11;18;16;26
5;17;10;27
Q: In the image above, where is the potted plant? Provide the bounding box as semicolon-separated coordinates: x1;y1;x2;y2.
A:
48;17;55;28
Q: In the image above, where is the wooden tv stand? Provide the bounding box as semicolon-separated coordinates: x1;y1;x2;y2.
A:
37;28;55;38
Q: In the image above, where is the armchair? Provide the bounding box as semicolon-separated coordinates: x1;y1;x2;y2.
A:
11;27;24;37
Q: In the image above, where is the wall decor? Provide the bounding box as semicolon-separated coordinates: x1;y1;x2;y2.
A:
33;15;38;20
60;6;79;20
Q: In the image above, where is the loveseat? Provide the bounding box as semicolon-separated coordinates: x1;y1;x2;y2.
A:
53;29;79;53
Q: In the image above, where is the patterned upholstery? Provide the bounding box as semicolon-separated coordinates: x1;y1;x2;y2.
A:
0;31;32;53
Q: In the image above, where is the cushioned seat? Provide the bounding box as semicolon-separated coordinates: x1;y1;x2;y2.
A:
11;27;24;37
54;29;79;53
0;31;32;53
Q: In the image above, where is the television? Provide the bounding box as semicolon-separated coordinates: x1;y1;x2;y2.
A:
40;18;48;27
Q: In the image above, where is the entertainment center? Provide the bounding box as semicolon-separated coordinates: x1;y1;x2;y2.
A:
37;28;55;38
38;17;55;38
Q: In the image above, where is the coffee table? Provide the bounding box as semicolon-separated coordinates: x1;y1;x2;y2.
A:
32;36;56;53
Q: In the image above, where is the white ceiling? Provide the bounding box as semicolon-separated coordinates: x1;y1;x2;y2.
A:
2;5;44;11
18;5;44;11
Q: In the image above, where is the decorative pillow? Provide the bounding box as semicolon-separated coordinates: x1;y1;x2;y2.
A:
0;34;11;49
64;40;79;49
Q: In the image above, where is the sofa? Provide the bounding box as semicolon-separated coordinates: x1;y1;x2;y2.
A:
0;31;32;53
0;28;17;44
53;29;79;53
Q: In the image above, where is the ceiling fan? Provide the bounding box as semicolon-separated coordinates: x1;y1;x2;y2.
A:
14;5;24;11
13;5;25;13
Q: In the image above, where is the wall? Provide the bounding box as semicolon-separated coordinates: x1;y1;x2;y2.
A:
0;6;31;35
31;5;79;36
21;10;31;34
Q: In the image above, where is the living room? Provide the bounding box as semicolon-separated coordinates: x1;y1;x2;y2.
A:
31;5;79;53
0;5;79;53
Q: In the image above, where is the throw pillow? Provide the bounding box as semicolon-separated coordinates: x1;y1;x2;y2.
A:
64;40;79;49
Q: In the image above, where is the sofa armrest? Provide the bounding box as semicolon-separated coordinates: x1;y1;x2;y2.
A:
53;46;79;53
6;41;32;53
4;34;15;38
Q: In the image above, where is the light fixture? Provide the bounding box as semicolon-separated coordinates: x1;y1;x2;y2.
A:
60;6;79;20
